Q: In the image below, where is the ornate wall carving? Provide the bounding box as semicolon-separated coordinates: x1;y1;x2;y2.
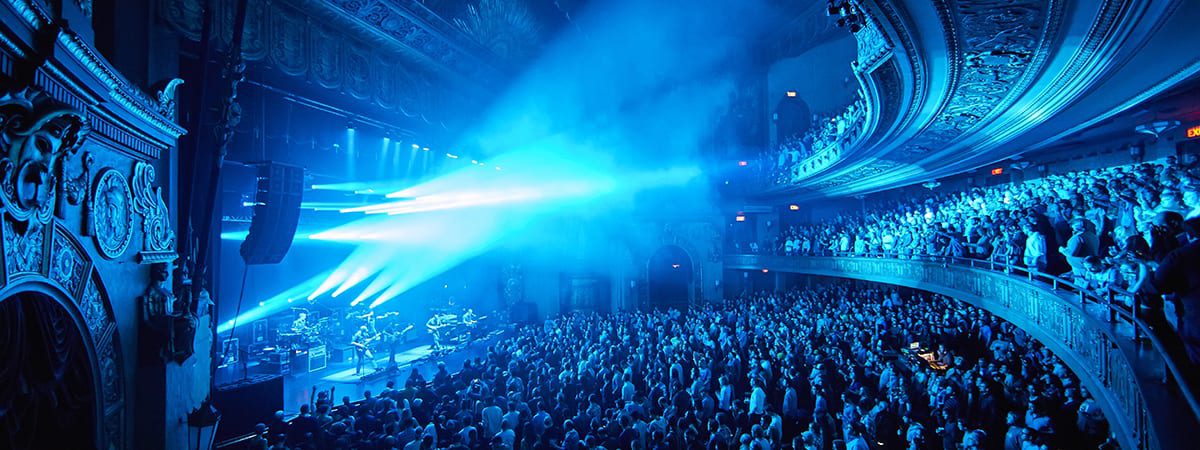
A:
852;4;892;70
0;84;134;448
3;218;44;276
217;0;268;60
130;162;176;264
268;5;309;77
1;1;193;447
0;88;89;226
453;0;542;62
159;0;204;41
308;24;342;89
157;0;470;120
90;168;132;259
883;0;1060;173
0;217;127;449
50;226;89;296
343;44;372;100
771;0;1101;195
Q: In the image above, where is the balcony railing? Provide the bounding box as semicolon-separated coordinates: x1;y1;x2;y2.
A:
761;98;869;188
724;252;1200;450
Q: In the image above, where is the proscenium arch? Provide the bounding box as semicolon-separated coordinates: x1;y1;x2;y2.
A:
774;94;812;142
0;220;127;449
0;278;106;449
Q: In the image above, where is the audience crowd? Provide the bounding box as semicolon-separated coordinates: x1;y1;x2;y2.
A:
753;158;1200;364
761;98;867;187
248;283;1110;450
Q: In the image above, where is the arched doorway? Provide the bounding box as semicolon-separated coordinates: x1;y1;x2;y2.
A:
774;95;812;143
0;290;99;449
647;245;693;310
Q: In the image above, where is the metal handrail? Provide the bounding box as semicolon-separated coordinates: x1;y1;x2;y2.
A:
737;250;1200;427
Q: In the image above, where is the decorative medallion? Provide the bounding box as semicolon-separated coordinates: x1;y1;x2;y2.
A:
90;168;132;259
130;162;177;263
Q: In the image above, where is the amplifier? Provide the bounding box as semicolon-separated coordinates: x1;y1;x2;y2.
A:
309;345;327;372
330;344;353;363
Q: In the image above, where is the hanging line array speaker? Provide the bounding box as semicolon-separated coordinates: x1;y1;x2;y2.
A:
240;161;304;265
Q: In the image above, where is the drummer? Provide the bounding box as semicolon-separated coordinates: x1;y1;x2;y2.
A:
292;312;309;334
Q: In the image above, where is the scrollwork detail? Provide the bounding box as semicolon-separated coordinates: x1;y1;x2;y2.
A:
154;78;185;121
130;162;176;263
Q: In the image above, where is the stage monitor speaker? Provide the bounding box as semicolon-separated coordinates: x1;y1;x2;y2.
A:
240;162;304;265
214;375;284;442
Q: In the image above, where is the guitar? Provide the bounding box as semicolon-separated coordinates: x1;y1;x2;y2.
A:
351;334;380;350
383;325;415;343
463;315;488;326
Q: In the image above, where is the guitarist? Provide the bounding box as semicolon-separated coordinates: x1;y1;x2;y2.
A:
426;314;446;350
383;323;414;372
352;325;377;374
462;308;479;346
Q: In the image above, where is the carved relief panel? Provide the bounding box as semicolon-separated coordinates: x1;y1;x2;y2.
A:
129;162;176;264
0;85;127;449
90;168;132;259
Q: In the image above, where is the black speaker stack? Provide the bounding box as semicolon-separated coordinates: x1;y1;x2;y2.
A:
213;375;284;442
239;162;304;265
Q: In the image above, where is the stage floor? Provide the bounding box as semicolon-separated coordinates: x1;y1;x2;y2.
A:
279;333;501;414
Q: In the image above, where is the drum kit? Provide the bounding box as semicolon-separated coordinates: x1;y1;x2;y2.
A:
278;309;323;348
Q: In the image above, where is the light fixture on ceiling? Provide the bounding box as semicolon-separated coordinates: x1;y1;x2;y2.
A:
1134;119;1179;138
922;180;941;190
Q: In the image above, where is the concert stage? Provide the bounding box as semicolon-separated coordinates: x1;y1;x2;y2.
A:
277;331;503;414
318;344;443;383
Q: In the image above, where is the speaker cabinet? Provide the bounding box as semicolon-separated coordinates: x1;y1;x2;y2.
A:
213;375;284;442
240;162;304;265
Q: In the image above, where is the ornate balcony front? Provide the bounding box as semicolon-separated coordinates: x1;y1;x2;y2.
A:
751;0;1200;200
725;254;1199;450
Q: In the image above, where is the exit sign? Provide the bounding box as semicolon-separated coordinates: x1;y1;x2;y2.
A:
1188;125;1200;139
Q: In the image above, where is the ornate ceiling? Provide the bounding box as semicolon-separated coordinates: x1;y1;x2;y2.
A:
763;0;1200;200
157;0;587;130
157;0;850;134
